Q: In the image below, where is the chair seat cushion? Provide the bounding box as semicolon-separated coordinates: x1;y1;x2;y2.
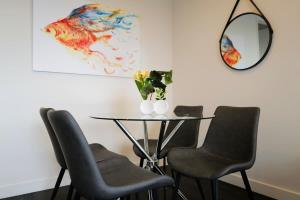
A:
89;143;127;162
97;157;174;197
168;147;250;179
132;139;169;159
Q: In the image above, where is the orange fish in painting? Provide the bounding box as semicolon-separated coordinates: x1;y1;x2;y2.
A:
45;19;97;54
221;35;241;67
44;4;138;73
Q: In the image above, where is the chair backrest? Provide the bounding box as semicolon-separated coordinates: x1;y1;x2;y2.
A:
203;106;260;164
164;105;203;149
47;110;110;199
40;108;67;169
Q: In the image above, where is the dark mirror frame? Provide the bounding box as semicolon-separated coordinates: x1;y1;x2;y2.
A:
219;0;274;71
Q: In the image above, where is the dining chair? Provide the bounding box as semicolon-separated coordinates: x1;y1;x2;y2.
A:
167;106;260;200
133;105;203;169
47;109;174;200
40;108;126;200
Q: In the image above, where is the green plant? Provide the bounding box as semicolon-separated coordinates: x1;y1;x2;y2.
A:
149;70;173;100
134;70;173;100
134;70;154;100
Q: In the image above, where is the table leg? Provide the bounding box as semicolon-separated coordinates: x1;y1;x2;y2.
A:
113;120;188;200
148;190;153;200
143;121;150;155
114;120;154;163
160;120;185;151
155;121;167;160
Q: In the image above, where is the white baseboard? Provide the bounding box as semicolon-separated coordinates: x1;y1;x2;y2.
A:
221;174;300;200
0;175;70;199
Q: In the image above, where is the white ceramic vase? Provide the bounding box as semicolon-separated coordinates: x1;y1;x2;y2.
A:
140;100;153;115
153;100;169;115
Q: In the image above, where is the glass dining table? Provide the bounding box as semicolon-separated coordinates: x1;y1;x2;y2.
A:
90;112;214;200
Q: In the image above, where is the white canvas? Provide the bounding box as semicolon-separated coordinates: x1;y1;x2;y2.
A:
33;0;140;77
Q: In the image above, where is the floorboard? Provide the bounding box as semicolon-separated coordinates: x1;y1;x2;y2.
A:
2;169;276;200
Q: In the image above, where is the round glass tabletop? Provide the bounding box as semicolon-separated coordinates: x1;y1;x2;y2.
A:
90;112;214;121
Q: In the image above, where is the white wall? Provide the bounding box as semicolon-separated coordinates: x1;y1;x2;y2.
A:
173;0;300;199
0;0;173;198
2;0;300;199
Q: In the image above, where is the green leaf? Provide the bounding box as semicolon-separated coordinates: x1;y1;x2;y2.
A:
151;80;166;90
143;83;154;94
140;89;148;100
164;70;173;85
135;79;155;100
135;80;143;91
149;71;162;81
155;87;166;100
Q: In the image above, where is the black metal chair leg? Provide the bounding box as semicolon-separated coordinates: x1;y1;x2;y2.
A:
163;186;167;200
50;168;65;200
161;158;167;200
172;172;181;200
211;179;219;200
152;189;159;200
241;170;254;200
121;196;130;200
66;184;73;200
171;170;176;179
195;179;206;200
163;157;167;172
73;191;80;200
139;158;144;167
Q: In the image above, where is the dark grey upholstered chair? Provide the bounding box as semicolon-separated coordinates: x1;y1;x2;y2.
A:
133;105;203;169
168;106;260;200
47;110;174;200
40;108;126;200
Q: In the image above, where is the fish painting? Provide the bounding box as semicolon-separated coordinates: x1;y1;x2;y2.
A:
221;35;241;67
43;3;139;75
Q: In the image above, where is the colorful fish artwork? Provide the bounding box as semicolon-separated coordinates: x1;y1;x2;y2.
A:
221;35;241;67
34;2;140;77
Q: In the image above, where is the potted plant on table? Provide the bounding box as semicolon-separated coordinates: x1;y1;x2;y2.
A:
149;70;173;115
134;70;173;115
134;70;155;114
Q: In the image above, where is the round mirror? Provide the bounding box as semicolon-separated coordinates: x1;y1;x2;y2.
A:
220;13;273;70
